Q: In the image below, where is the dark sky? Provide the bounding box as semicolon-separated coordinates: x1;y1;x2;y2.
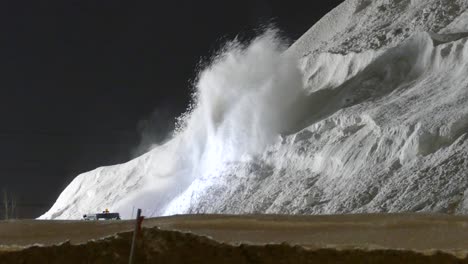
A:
0;0;344;218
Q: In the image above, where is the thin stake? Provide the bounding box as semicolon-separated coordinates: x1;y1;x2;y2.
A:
129;208;141;264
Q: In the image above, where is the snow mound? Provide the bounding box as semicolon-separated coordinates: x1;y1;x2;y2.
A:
41;0;468;219
41;31;304;219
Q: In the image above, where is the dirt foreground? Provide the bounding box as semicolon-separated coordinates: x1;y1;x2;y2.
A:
1;213;468;263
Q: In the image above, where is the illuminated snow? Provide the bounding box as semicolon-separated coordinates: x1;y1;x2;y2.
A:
41;0;468;219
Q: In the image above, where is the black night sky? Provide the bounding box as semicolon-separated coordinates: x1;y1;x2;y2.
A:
0;0;344;218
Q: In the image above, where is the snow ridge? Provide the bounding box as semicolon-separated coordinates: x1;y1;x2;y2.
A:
181;32;468;215
41;0;468;219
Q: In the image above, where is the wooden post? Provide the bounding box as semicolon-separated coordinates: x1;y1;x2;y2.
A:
129;208;142;264
2;189;8;220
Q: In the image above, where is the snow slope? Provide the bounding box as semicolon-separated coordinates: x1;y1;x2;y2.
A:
41;0;468;219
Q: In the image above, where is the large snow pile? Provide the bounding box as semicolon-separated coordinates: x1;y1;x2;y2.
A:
41;0;468;219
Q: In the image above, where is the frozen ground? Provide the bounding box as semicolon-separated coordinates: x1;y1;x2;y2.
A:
3;214;468;253
41;0;468;219
5;214;468;263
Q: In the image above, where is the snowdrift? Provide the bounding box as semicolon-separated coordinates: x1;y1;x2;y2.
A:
41;0;468;219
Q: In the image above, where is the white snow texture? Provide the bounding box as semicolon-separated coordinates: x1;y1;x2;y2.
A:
41;0;468;219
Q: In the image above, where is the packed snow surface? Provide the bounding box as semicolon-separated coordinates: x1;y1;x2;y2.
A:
41;0;468;219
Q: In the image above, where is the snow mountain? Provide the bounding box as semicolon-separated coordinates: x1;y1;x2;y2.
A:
41;0;468;219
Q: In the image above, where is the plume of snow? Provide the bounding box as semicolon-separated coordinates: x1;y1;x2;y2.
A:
39;29;305;219
158;30;304;214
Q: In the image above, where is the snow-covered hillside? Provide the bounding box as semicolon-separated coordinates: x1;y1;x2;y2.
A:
41;0;468;219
